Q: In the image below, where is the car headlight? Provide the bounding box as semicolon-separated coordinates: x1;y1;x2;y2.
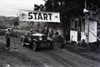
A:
47;37;52;41
39;37;42;40
47;37;50;40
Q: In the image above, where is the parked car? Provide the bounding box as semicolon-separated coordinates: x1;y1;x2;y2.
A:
21;33;54;51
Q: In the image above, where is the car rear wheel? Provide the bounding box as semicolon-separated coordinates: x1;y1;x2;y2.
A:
32;42;38;51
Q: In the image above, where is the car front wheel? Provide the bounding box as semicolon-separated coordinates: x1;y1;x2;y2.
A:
32;42;38;51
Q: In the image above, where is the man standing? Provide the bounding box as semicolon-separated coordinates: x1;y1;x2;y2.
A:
5;28;11;49
44;26;49;37
53;31;65;48
49;28;54;38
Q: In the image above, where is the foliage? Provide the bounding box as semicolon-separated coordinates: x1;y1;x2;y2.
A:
43;0;100;31
0;25;7;29
14;21;19;26
13;18;19;26
34;4;44;11
44;0;100;18
0;30;6;36
10;31;24;37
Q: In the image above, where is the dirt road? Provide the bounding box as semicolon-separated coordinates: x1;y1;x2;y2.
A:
0;36;100;67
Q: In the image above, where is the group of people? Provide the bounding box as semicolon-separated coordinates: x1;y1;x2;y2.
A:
42;26;54;38
37;26;66;48
30;26;66;43
30;26;55;39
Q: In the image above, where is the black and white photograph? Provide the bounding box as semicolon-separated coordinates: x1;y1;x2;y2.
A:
1;0;100;67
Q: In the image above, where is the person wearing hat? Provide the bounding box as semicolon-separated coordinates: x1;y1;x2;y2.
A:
5;28;11;49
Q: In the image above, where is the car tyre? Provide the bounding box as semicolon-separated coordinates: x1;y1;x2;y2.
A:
32;42;38;51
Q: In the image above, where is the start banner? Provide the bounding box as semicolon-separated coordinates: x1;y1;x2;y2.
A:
19;10;60;23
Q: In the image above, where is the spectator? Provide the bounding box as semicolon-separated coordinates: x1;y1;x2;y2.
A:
49;29;54;38
5;28;11;49
43;26;49;37
53;31;65;48
58;32;66;48
38;28;42;33
53;31;59;42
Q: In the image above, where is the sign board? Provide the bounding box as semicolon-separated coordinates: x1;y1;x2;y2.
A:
19;10;60;23
89;21;97;43
70;30;78;42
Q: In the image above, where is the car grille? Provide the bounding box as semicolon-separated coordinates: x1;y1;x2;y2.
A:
42;36;47;40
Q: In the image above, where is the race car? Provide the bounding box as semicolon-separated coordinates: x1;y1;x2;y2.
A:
21;33;54;51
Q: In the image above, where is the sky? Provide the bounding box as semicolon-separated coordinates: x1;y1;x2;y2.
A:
0;0;45;17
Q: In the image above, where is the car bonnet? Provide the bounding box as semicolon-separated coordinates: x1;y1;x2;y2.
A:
32;33;45;37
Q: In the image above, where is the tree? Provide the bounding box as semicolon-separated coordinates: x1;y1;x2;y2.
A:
34;4;40;11
44;0;100;26
34;4;45;11
43;0;100;37
14;21;19;26
13;17;19;27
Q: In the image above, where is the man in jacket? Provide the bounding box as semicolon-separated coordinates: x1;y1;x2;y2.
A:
5;28;11;49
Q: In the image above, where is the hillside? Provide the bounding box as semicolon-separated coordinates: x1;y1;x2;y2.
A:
0;16;16;26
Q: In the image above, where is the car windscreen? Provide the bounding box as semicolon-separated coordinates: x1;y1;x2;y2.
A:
31;35;47;40
31;36;40;39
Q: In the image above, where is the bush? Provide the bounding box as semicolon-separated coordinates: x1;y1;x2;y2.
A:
0;25;7;29
0;29;6;36
11;32;19;37
11;31;24;37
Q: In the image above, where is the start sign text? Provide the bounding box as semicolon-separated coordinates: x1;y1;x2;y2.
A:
28;12;52;21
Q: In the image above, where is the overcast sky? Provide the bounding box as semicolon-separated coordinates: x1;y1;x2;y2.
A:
0;0;45;17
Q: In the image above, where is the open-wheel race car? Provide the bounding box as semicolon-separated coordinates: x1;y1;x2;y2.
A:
21;33;54;51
